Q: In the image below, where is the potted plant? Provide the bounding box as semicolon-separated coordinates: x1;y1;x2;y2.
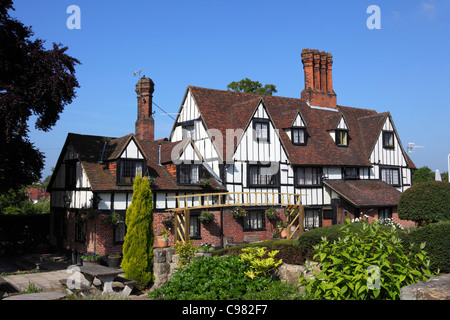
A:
231;207;247;219
276;221;288;239
81;252;101;266
157;229;169;248
199;211;215;224
147;176;156;186
107;254;122;268
265;207;280;220
197;178;210;188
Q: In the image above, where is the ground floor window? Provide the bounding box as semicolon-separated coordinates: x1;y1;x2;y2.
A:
75;212;86;242
190;214;201;239
379;207;392;221
304;209;321;230
114;222;126;243
244;210;266;231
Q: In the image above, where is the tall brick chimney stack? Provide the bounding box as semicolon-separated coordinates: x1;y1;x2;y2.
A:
301;49;337;109
135;76;155;141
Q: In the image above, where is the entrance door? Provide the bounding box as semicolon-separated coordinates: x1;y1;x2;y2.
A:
53;208;67;250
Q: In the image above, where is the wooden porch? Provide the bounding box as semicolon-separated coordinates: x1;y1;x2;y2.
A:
166;192;307;243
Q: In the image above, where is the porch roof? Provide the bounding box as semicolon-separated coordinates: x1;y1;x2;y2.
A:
323;179;402;208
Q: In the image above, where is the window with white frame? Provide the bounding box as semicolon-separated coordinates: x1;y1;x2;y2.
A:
253;120;269;141
381;167;400;186
292;128;307;145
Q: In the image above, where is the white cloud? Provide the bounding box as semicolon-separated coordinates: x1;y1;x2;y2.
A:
421;1;437;20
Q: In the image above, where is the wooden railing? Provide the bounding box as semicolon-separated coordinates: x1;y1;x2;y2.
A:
166;191;306;212
167;191;307;243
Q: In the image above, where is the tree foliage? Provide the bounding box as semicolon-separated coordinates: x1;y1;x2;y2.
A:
121;175;154;286
227;78;277;95
398;181;450;226
0;0;80;192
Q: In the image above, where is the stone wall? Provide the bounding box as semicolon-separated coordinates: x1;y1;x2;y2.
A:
400;274;450;300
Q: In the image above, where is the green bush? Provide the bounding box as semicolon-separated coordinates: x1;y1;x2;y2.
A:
297;224;347;256
299;219;438;300
121;174;154;286
398;181;450;226
148;255;273;300
402;221;450;273
241;281;304;300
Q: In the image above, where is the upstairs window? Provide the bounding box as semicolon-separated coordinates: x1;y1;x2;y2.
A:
177;163;202;185
295;167;322;186
248;164;279;187
292;128;307;145
117;160;144;185
383;131;395;149
343;167;359;180
335;130;348;147
65;160;77;189
253;119;269;142
381;167;400;186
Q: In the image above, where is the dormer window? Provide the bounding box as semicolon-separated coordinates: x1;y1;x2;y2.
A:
253;119;270;142
117;159;144;185
292;128;307;145
383;131;395;149
177;163;202;185
335;130;348;147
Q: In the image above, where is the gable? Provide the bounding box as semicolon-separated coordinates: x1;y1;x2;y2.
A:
336;115;349;130
292;111;307;127
119;138;144;159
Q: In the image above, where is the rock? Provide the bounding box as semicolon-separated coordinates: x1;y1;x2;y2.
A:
400;274;450;300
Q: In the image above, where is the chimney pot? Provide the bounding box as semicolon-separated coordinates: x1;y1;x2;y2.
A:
135;76;155;141
300;49;337;109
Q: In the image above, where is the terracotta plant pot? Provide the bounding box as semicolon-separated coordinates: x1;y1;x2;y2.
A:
157;236;168;248
280;228;287;238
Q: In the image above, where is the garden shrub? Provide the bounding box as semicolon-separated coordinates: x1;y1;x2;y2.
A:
299;219;438;300
174;240;199;269
297;224;347;256
241;281;304;300
148;255;273;300
398;181;450;226
402;221;450;273
239;247;282;279
121;174;154;286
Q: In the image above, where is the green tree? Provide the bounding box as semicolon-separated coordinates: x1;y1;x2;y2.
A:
412;166;434;185
0;0;80;192
121;174;154;286
227;78;277;95
398;181;450;226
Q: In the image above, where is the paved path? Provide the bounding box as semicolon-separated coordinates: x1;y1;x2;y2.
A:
2;269;69;292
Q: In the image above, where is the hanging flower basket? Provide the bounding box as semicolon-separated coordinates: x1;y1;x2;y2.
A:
197;178;210;188
265;207;280;220
103;211;124;226
199;211;215;224
231;207;247;219
162;213;175;228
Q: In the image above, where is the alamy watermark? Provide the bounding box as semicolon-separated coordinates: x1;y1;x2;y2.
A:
367;5;381;29
66;5;81;30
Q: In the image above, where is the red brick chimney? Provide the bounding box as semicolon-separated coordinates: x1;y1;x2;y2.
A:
135;76;155;141
301;49;337;109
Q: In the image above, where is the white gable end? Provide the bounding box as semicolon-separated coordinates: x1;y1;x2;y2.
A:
120;139;144;159
292;112;306;127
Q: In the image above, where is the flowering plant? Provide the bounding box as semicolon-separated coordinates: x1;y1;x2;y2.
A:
231;207;247;218
265;207;280;220
162;213;175;227
158;229;169;241
81;252;101;261
197;178;210;187
199;211;215;223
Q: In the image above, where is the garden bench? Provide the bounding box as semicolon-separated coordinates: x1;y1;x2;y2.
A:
59;279;97;296
244;235;260;243
113;275;137;297
224;237;245;248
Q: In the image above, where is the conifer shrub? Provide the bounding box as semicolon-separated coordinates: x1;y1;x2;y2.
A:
121;174;154;286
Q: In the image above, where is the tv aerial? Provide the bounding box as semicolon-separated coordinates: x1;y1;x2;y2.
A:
133;67;146;102
407;142;424;153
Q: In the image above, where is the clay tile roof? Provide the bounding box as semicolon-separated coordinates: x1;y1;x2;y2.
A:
323;179;402;207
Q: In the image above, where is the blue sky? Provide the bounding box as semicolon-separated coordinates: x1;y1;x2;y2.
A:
10;0;450;179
